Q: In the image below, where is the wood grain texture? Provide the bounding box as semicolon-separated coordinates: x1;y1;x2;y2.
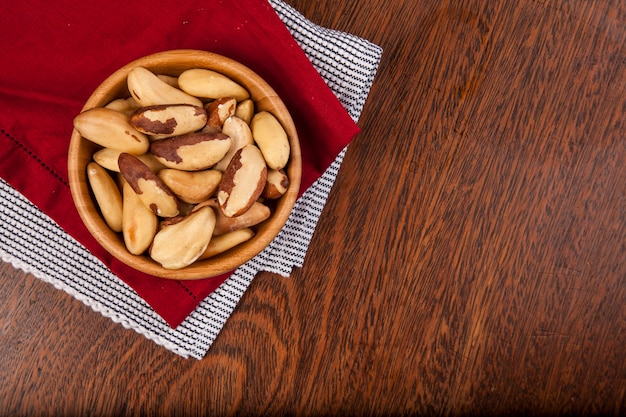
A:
1;0;625;415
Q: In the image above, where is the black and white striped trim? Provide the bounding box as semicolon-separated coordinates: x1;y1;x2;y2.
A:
0;0;382;359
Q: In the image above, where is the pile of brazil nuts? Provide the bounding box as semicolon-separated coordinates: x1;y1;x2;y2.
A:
73;66;291;270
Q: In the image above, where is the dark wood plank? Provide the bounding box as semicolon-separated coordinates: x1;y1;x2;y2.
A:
1;0;624;415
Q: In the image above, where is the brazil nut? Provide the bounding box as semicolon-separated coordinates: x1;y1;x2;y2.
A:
122;180;158;255
118;153;180;218
217;144;267;218
86;162;123;232
149;206;216;269
150;132;232;171
250;111;290;170
157;168;222;204
130;104;207;137
74;107;149;155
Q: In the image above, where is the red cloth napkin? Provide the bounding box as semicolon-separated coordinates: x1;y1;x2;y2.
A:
0;0;360;327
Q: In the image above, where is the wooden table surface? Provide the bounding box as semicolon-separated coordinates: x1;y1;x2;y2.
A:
1;0;625;415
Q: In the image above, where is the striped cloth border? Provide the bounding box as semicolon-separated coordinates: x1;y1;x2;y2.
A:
0;0;382;359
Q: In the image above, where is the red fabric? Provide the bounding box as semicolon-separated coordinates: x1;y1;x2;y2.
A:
0;0;359;327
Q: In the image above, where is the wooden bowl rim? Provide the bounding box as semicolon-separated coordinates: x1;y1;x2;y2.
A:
68;49;302;280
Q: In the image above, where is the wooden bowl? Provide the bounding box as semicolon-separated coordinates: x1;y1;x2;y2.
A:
68;50;301;280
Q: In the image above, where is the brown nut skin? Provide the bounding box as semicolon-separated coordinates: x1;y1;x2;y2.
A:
262;168;290;199
118;153;180;218
150;132;232;171
195;199;271;235
149;206;216;270
130;104;207;137
217;145;267;218
204;97;237;130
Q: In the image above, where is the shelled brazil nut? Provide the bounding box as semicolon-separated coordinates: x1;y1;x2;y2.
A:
72;66;291;270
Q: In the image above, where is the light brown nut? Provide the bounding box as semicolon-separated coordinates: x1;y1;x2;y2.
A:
130;104;207;137
127;66;203;107
149;206;216;269
204;97;237;130
195;199;271;235
118;153;179;218
200;124;222;135
149;132;232;171
250;111;290;170
177;200;197;217
122;181;158;255
214;116;254;172
73;107;149;155
93;148;166;173
87;162;123;232
104;96;140;116
198;228;255;260
262;168;290;199
234;99;254;125
157;168;222;204
217;145;267;218
157;74;179;88
178;68;250;101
